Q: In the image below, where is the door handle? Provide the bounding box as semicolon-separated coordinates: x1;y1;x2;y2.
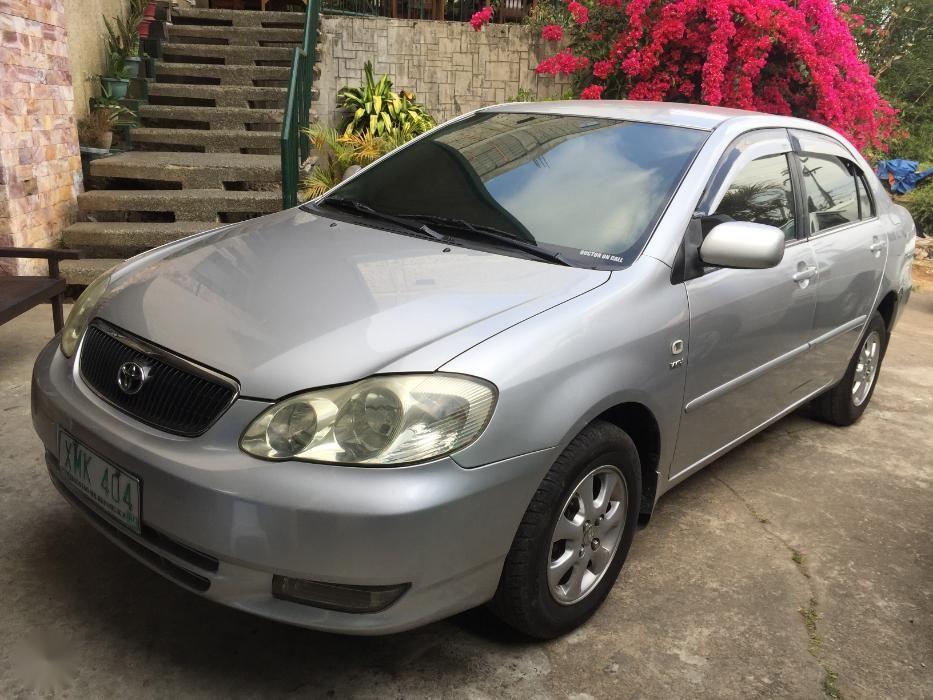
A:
792;266;817;282
869;241;885;253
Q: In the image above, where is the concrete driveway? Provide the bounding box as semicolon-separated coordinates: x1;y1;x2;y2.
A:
1;297;930;699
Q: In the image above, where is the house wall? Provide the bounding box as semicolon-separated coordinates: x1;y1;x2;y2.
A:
0;0;82;274
63;0;127;120
316;16;570;129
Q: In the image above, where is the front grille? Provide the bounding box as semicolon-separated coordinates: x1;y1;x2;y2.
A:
79;322;237;437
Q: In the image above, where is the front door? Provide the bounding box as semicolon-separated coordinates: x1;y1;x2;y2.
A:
670;145;821;482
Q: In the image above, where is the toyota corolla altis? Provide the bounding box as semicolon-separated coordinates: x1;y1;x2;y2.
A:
32;102;915;638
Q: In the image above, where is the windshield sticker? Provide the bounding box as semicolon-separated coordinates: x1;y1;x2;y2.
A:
579;250;624;264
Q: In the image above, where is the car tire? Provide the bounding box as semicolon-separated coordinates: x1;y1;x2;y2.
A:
490;420;641;639
810;311;887;426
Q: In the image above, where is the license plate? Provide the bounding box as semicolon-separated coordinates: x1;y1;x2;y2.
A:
57;430;141;534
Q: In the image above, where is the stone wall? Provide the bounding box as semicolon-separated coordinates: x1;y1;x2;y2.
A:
63;0;127;120
315;16;569;128
0;0;82;274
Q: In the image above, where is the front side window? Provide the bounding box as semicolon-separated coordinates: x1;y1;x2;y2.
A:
713;153;796;240
317;112;708;268
856;175;875;219
799;154;859;233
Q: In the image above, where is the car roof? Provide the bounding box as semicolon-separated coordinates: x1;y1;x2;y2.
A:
483;100;773;131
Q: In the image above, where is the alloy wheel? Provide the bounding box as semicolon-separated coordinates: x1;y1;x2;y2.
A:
852;330;881;407
548;465;628;605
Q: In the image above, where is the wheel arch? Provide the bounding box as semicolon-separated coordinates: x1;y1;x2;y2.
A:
593;402;661;520
877;290;899;340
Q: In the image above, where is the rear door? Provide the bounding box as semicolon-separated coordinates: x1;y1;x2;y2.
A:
790;131;888;385
670;130;821;482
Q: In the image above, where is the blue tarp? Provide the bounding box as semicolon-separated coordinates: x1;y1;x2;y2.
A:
875;159;933;195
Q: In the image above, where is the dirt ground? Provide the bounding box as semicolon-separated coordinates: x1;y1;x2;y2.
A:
0;294;930;699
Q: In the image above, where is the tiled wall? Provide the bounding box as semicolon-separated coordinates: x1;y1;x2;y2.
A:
0;0;81;274
316;17;570;128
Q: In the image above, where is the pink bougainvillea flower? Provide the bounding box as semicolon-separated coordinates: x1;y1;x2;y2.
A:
592;59;614;80
541;24;564;42
534;0;899;152
580;84;604;99
534;48;590;75
567;0;590;25
469;5;494;31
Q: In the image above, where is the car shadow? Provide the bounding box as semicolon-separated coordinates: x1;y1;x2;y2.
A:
17;500;538;692
15;412;814;692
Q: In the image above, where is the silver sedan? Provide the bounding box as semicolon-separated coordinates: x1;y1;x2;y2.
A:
32;101;915;638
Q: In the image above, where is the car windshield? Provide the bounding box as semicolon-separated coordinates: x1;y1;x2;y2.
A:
317;112;708;268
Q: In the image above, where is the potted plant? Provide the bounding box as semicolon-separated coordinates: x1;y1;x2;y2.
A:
100;48;131;99
78;107;117;151
104;0;147;78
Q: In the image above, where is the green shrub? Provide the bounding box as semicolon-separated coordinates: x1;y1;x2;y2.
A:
298;123;409;201
337;62;435;140
899;184;933;237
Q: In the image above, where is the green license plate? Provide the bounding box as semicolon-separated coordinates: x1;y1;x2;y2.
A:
57;430;141;534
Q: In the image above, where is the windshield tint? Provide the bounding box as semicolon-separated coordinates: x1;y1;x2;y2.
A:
322;112;707;268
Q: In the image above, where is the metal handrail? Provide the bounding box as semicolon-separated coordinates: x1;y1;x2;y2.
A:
280;0;320;209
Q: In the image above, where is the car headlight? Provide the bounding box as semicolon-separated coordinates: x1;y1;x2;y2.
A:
60;273;111;358
241;374;497;465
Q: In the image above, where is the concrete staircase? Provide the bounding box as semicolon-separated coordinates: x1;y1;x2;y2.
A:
64;7;315;284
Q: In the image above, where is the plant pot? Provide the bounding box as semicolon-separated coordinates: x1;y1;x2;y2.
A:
144;3;157;19
138;19;151;38
123;56;142;78
97;131;114;151
100;77;129;99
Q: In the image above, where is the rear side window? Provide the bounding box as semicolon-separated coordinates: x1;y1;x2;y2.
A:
713;153;796;240
799;154;859;233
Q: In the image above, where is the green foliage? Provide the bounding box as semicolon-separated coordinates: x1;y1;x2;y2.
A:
103;0;148;61
337;61;435;140
848;0;932;160
509;87;575;102
104;48;130;79
298;123;412;201
899;185;933;237
91;86;138;126
524;0;565;33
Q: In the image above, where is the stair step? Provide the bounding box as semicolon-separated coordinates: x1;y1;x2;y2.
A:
90;152;281;188
63;222;214;256
171;7;306;28
131;127;280;153
162;43;294;65
78;189;280;221
149;83;288;108
153;61;291;86
139;104;283;130
166;23;304;46
61;258;122;286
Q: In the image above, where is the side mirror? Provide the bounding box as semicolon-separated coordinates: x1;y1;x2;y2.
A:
699;221;786;270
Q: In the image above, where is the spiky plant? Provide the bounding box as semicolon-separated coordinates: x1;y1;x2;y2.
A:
337;61;435;140
298;123;417;201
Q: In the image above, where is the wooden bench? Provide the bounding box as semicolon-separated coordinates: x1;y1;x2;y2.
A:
0;248;83;332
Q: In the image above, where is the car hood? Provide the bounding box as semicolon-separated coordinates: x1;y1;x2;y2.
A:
96;208;610;398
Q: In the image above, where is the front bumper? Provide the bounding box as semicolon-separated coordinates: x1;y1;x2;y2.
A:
31;338;556;634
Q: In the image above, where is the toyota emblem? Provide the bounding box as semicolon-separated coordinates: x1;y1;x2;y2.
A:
117;361;149;395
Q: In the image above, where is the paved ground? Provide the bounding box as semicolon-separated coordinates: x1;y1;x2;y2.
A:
0;297;930;699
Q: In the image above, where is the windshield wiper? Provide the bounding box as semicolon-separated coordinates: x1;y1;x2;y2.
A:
398;214;572;267
321;198;446;242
